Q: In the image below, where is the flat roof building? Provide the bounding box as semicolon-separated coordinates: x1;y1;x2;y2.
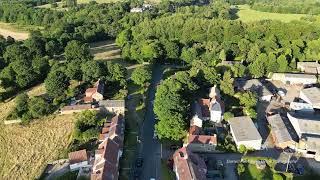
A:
297;61;320;74
266;114;295;149
228;116;262;150
300;87;320;109
287;112;320;138
271;73;317;85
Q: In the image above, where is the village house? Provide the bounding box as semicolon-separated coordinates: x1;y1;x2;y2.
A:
266;114;296;149
68;149;89;171
297;61;320;74
173;147;207;180
91;138;121;180
99;100;125;115
84;79;105;103
287;112;320;138
299;87;320;109
235;79;273;102
60;104;100;114
271;73;317;85
91;115;124;180
228;116;262;150
186;134;217;153
298;136;320;161
195;98;211;121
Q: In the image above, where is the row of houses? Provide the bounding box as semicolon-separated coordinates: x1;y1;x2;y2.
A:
91;115;125;180
67;115;125;179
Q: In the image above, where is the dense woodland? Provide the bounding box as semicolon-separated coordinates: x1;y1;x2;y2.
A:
0;0;320;140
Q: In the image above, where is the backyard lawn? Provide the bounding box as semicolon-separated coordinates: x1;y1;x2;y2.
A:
236;5;311;23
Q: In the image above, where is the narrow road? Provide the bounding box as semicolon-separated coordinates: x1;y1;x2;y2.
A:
139;65;164;180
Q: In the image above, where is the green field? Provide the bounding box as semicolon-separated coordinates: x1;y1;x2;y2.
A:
236;5;312;23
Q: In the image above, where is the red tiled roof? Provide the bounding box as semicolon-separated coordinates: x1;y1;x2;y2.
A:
198;99;210;117
83;96;94;102
86;87;97;94
188;134;217;145
102;127;110;134
68;149;88;164
173;147;207;180
189;125;201;135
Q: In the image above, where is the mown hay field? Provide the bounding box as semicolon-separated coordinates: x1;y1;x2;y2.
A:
0;84;76;180
237;5;310;23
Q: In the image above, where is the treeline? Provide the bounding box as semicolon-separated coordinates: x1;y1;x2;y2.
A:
117;15;320;78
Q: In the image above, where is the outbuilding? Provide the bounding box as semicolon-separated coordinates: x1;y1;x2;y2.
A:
228;116;262;150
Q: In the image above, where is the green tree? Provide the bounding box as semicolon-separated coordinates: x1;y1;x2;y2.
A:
116;29;132;47
140;40;164;63
66;60;83;81
64;40;92;62
238;144;247;154
15;93;29;117
237;163;245;175
45;70;70;98
107;63;127;86
238;91;258;108
131;66;152;86
81;61;104;82
220;71;234;95
223;112;234;121
28;97;51;118
277;55;288;72
273;173;283;180
180;47;198;64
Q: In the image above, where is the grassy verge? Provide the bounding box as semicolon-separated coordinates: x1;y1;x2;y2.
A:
161;159;175;180
236;5;311;23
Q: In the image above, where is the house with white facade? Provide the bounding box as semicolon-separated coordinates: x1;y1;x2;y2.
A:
287;112;320;138
209;99;223;123
271;73;317;85
68;149;89;171
300;87;320;109
228;116;262;150
297;61;320;74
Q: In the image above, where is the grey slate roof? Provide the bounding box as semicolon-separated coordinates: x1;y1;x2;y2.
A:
99;100;125;108
229;116;262;142
267;114;293;144
301;87;320;105
235;79;272;97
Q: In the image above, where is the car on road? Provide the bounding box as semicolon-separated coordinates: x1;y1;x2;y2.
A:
134;168;141;179
135;157;143;168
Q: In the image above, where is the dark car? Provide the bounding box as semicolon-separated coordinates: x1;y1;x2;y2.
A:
135;157;143;168
134;169;141;179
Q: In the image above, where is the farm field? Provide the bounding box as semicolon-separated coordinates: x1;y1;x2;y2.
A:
236;5;311;23
0;84;76;180
0;22;42;40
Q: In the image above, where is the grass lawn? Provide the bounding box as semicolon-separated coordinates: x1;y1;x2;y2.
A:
240;164;273;180
236;5;311;23
0;22;42;40
0;84;76;179
161;159;175;180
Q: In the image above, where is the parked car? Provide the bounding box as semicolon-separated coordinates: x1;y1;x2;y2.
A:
135;157;143;168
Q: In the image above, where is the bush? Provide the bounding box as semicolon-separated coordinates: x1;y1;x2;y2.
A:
237;163;245;175
273;173;283;180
